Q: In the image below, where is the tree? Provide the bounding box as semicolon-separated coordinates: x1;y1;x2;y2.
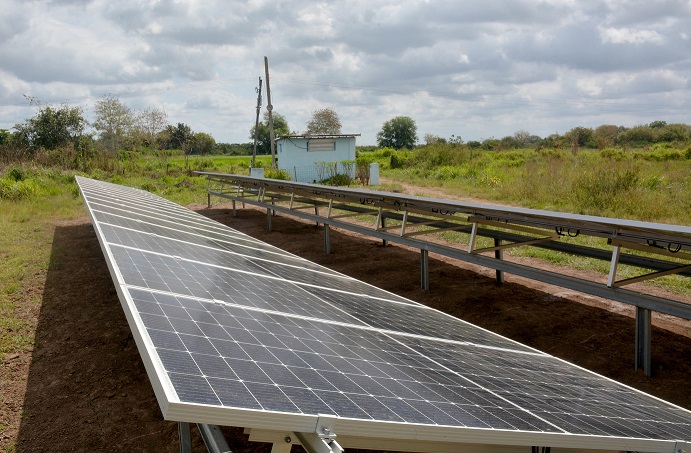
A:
567;126;594;150
423;133;446;145
0;129;12;145
13;102;87;151
250;112;289;155
167;123;193;150
306;108;342;134
594;124;619;149
617;125;655;146
135;107;168;150
513;130;531;147
192;132;215;155
499;135;520;150
165;123;194;169
376;116;417;149
93;95;134;153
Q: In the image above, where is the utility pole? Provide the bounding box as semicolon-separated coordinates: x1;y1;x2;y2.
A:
264;56;277;169
251;76;262;168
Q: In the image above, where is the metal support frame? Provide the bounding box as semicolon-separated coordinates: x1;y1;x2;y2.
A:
635;306;652;375
179;422;192;453
197;424;232;453
293;432;343;453
400;210;409;236
270;442;293;453
468;217;558;255
494;238;505;285
324;224;331;255
609;238;691;288
204;186;691;319
375;207;388;247
608;243;621;288
201;175;691;377
267;208;272;231
292;416;343;453
421;249;430;290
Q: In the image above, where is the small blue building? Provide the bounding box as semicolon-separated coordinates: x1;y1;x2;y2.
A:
276;134;360;183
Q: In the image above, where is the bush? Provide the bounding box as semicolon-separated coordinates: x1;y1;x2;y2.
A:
0;178;36;201
600;148;627;161
264;168;291;180
431;166;460;181
573;166;640;211
390;151;410;169
634;149;684;162
322;173;352;186
7;166;26;181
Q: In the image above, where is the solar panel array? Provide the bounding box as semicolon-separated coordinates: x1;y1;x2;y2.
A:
77;176;691;451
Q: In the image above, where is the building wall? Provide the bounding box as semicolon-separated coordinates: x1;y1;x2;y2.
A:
277;136;356;183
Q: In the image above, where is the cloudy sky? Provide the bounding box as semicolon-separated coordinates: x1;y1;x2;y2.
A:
1;0;689;145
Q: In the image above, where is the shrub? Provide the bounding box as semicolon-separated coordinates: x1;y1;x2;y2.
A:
431;166;460;181
0;178;36;201
599;148;627;161
264;168;291;180
573;166;640;211
634;149;684;162
390;151;410;169
322;173;352;186
7;166;26;181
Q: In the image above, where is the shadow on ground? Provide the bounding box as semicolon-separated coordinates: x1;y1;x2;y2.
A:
15;221;257;452
14;208;691;451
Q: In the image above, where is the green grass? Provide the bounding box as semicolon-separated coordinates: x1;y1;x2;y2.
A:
379;147;691;224
0;167;86;358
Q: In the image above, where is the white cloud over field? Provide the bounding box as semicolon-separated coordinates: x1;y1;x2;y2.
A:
0;0;688;144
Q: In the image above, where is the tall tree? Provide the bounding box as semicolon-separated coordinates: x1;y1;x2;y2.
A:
93;95;134;153
250;112;289;155
376;116;417;149
423;133;446;145
594;124;619;149
192;132;215;155
13;102;87;151
306;108;342;134
513;130;531;147
165;123;194;169
135;107;168;150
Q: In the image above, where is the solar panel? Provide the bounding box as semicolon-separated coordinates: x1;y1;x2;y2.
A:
76;176;691;451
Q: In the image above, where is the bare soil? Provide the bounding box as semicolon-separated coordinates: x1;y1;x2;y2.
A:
2;204;690;452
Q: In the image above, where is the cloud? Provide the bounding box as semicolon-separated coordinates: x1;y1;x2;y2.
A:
0;0;688;143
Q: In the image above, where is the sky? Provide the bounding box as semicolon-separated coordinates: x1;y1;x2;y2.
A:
0;0;689;146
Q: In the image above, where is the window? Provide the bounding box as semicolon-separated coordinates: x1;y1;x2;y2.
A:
308;139;335;152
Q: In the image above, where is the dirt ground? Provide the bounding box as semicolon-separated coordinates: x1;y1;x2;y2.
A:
2;203;690;452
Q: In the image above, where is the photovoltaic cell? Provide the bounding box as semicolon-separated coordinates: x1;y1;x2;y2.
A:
76;176;691;451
